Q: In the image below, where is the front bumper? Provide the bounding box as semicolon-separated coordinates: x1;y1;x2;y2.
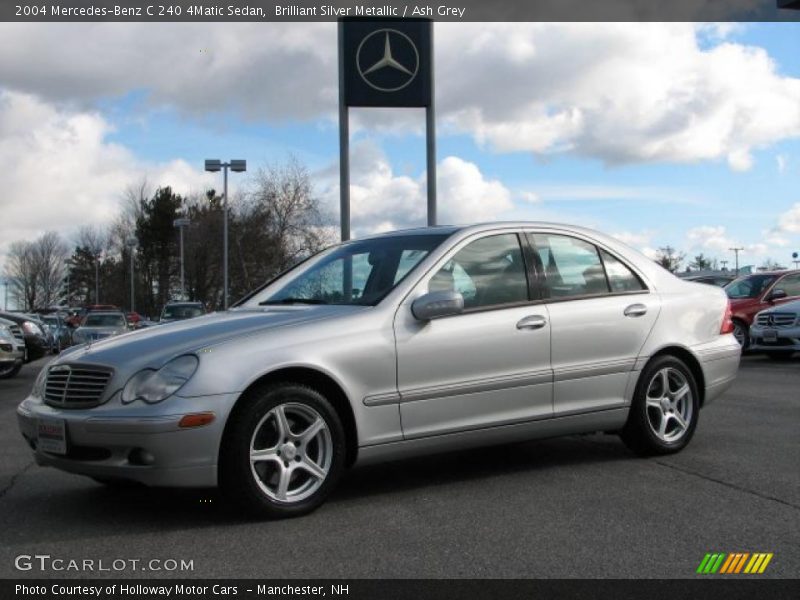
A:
0;343;25;366
16;392;238;488
749;324;800;352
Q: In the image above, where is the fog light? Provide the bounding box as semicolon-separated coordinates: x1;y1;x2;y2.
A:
128;448;155;466
179;413;215;428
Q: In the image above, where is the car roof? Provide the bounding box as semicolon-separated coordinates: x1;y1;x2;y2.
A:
736;269;800;278
355;221;639;241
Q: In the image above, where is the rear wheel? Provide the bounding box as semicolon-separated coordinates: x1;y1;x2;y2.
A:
219;384;346;518
621;355;700;456
732;320;749;351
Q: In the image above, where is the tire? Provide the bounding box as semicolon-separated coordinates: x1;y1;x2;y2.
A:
732;320;749;352
219;383;346;519
620;355;700;456
0;362;22;379
765;351;795;361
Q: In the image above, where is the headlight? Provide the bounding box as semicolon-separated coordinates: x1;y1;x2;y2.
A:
32;367;48;399
121;355;199;404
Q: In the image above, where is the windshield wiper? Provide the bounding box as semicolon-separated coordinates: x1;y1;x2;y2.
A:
258;298;329;306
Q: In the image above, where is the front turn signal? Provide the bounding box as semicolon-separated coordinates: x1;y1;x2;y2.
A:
179;413;216;428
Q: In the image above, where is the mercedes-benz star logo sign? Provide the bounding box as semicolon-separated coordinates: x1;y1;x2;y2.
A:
356;29;419;93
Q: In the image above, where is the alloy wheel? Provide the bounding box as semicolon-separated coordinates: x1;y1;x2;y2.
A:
249;402;333;504
644;367;694;443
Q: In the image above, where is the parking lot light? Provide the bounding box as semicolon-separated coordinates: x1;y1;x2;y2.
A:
204;159;247;309
173;218;191;300
125;239;137;312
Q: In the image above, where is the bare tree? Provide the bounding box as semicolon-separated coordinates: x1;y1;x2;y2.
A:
2;232;68;309
655;246;686;273
3;241;38;310
34;231;69;307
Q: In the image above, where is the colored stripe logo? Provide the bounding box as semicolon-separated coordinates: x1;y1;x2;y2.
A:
697;552;773;574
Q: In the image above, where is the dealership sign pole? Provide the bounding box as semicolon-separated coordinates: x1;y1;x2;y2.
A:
338;18;434;241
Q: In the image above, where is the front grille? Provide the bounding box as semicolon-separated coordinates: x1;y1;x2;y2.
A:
9;324;24;343
44;364;113;409
755;313;797;327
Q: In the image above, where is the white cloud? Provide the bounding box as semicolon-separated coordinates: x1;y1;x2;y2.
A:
0;23;337;121
0;91;216;268
776;154;788;174
436;23;800;170
777;203;800;234
1;23;798;170
683;224;789;265
317;141;513;235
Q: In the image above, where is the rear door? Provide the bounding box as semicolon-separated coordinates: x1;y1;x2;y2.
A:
526;232;659;415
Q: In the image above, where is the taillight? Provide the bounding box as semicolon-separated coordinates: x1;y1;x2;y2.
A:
720;302;734;335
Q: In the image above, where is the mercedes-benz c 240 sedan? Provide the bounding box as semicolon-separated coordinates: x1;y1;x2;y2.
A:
18;223;741;517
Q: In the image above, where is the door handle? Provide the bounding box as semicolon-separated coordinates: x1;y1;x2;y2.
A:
624;303;648;317
516;315;547;330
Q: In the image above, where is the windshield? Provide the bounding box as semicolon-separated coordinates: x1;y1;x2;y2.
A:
725;275;776;299
245;233;451;307
84;314;126;327
162;305;204;319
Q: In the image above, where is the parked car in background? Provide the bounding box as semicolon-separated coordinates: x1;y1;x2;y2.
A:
0;317;26;378
0;312;50;362
65;305;121;329
126;311;142;326
71;311;130;345
749;299;800;360
725;270;800;350
685;274;736;287
17;223;740;518
40;314;73;353
159;302;206;323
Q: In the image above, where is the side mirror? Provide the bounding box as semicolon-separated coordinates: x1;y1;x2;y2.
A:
768;288;788;302
411;290;465;321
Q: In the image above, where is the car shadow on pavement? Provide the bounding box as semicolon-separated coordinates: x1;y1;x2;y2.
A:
332;433;631;504
2;433;634;545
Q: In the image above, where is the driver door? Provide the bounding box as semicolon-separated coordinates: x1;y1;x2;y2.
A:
394;232;553;439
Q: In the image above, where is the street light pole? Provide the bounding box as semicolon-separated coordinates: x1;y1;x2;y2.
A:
205;159;246;310
126;239;137;312
95;255;100;303
173;217;191;299
223;165;229;309
729;247;744;275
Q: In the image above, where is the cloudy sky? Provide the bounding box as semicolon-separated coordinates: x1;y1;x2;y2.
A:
1;21;800;275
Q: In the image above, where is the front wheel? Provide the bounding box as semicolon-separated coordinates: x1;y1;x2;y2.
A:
0;362;22;379
620;355;700;456
219;384;346;518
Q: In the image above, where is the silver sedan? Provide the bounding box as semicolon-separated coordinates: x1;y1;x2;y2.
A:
17;223;740;518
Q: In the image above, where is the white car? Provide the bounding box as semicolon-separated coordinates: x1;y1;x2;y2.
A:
18;223;741;518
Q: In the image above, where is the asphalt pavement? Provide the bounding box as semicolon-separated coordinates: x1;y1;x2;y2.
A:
0;355;797;579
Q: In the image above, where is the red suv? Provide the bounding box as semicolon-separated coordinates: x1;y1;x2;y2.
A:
725;270;800;349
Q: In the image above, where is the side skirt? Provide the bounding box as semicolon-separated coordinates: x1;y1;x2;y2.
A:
354;408;629;467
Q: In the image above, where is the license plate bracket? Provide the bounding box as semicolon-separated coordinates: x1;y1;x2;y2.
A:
37;418;67;455
762;328;779;343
